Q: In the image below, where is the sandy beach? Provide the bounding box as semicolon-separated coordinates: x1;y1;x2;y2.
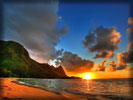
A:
0;78;87;100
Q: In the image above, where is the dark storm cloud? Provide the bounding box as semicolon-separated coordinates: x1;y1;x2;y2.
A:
55;51;94;73
4;2;67;63
83;25;121;59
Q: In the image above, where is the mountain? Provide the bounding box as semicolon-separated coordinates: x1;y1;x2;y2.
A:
0;40;67;78
55;65;67;77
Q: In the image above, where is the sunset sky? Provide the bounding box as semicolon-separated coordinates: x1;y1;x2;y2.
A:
3;0;133;79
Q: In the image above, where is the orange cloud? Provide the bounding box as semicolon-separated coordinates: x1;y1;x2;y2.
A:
110;31;121;43
125;67;133;71
126;27;133;33
128;17;133;25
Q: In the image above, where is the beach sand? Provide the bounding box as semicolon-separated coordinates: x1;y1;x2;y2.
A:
0;78;87;100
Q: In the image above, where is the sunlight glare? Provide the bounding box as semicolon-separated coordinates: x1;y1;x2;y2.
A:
83;73;92;80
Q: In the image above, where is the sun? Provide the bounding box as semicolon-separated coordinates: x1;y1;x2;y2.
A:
82;73;92;80
77;72;94;80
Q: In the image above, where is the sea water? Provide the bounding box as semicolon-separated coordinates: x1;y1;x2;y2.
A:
19;78;133;100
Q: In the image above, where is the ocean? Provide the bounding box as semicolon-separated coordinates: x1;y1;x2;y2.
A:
18;78;133;100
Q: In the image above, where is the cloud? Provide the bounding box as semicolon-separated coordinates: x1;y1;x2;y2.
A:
118;51;133;64
128;17;133;25
83;25;121;59
127;18;133;50
4;2;67;63
55;51;94;73
117;51;133;70
108;60;116;72
94;51;114;59
95;60;107;71
127;17;133;51
117;17;133;70
125;66;133;71
117;64;127;70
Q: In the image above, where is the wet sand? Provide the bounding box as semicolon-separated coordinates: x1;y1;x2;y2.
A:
0;78;87;100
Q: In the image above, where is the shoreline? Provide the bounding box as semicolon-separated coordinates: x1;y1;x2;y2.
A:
0;78;87;100
12;78;62;95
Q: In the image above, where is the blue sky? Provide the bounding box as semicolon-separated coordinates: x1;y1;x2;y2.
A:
4;1;130;65
56;2;130;63
3;1;132;77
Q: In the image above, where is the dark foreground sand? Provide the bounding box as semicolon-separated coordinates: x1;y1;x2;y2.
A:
0;78;88;100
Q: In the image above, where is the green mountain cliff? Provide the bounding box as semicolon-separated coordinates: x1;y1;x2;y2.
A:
0;40;67;78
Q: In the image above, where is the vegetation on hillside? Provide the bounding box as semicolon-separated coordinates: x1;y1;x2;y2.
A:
0;40;67;78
